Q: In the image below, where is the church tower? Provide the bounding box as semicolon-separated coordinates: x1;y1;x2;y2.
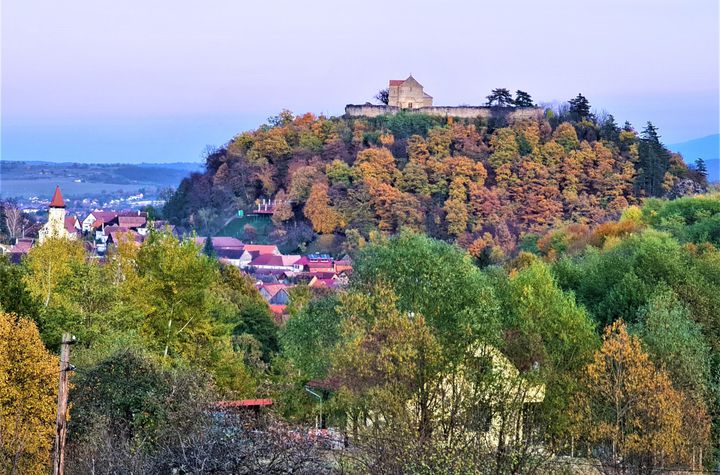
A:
38;186;72;243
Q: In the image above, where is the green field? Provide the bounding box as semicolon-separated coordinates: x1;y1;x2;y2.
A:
219;214;273;242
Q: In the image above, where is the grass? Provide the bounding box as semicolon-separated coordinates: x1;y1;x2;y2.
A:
219;214;274;243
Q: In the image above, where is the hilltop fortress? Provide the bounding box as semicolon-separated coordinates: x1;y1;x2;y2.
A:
345;75;542;120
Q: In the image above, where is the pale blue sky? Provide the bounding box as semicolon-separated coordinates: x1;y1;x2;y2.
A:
2;0;718;163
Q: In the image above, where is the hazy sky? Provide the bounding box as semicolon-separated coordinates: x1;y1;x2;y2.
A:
2;0;718;163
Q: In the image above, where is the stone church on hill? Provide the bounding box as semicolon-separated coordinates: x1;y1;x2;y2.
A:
388;75;433;109
345;76;542;120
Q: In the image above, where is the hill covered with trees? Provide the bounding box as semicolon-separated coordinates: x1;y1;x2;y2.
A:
163;93;707;258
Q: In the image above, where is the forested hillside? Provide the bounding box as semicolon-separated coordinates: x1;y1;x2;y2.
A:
164;97;706;257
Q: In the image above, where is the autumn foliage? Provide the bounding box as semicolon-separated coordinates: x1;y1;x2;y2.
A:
575;321;710;472
164;109;690;257
0;312;58;475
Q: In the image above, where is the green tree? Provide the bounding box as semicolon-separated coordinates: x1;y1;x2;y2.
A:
352;231;500;353
133;232;224;362
634;289;711;398
398;159;430;196
486;88;514;107
0;256;39;320
280;296;341;379
636;122;671;197
513;90;535;107
326;160;354;186
234;301;278;363
694;158;708;186
568;93;591;121
497;260;598;438
23;237;86;308
599;113;620;144
202;235;216;258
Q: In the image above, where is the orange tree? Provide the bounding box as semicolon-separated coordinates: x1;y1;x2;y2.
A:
575;321;691;473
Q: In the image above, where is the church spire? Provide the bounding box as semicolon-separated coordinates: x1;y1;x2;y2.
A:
49;185;66;208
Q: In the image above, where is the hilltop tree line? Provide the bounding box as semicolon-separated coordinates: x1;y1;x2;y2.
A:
163;95;698;256
2;194;720;473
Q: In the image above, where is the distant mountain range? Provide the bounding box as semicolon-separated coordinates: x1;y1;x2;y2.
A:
667;134;719;182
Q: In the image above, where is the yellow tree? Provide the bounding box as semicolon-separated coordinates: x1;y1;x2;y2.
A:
354;148;398;186
488;128;519;169
370;183;424;234
23;237;86;308
406;135;430;165
578;321;685;472
0;312;58;475
445;178;469;236
304;182;342;234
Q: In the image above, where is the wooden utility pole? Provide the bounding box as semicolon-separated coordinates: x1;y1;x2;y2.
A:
53;333;74;475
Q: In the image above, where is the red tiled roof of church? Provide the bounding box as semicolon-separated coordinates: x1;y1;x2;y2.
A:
389;79;405;86
50;186;65;208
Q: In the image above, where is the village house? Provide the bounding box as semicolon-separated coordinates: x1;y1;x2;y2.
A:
340;344;544;452
296;253;336;273
334;254;353;273
65;215;81;238
216;248;246;267
3;238;34;264
117;211;148;234
82;210;119;232
247;254;302;272
258;283;291;305
243;243;280;255
106;229;143;246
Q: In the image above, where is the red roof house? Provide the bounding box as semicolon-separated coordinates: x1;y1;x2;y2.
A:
117;215;147;229
243;244;280;255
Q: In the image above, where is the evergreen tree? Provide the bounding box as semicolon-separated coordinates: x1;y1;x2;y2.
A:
486;88;514;107
636;122;671;197
568;93;592;121
513;90;535;107
694;158;708;181
202;235;216;258
599;114;620;144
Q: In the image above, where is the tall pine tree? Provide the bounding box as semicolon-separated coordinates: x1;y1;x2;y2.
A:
513;90;535;107
695;158;708;179
636;122;671;197
568;93;592;122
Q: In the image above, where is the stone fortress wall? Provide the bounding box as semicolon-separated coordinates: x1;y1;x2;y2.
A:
344;104;544;121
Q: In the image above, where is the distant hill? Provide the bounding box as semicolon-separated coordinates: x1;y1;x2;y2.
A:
0;161;204;199
7;160;204;173
667;134;719;182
